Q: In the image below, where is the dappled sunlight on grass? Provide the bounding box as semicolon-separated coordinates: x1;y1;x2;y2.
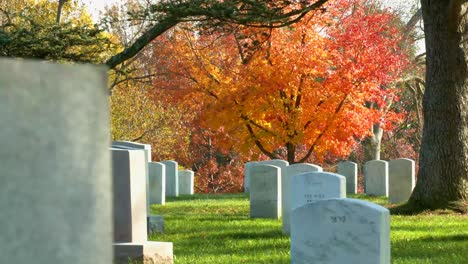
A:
150;193;467;264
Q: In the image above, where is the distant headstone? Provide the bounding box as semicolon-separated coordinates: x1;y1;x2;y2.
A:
112;149;148;243
179;170;195;195
0;59;112;263
364;160;389;196
259;159;289;169
244;161;257;193
246;159;288;193
149;162;166;205
290;172;346;214
337;161;358;194
389;158;415;204
291;198;390;264
148;215;165;235
282;163;322;235
161;160;178;197
250;165;281;219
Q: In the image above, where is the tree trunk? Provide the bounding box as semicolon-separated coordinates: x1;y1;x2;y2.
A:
56;0;67;24
363;122;383;160
286;142;296;164
408;0;468;210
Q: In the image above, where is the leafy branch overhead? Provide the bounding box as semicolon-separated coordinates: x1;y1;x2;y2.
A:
0;1;119;63
105;0;329;69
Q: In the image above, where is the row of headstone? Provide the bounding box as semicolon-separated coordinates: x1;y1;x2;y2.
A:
111;146;194;205
244;160;391;263
336;159;416;204
282;162;391;263
364;159;415;203
247;160;340;235
151;161;194;199
110;145;195;262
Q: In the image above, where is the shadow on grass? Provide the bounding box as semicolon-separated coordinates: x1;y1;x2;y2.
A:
390;201;467;215
392;234;468;263
172;233;288;257
167;193;248;202
208;230;284;240
415;234;468;242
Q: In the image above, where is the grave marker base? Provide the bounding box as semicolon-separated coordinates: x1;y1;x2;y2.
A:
114;242;173;264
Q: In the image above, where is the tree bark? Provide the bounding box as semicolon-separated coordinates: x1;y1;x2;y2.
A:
105;17;179;69
408;0;468;210
286;142;296;164
56;0;67;24
363;122;384;161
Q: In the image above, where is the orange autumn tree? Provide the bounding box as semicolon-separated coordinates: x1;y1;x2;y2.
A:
152;0;409;164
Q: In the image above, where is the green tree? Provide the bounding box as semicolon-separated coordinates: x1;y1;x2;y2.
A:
0;0;118;63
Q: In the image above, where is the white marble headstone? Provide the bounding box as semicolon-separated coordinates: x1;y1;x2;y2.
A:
149;162;165;205
337;161;358;194
364;160;389;196
249;165;281;219
179;170;194;195
389;158;415;204
282;163;322;235
244;161;257;193
112;141;152;162
290;172;346;214
0;59;112;263
161;160;178;197
291;198;390;264
250;159;288;198
112;148;148;243
258;159;289;168
111;142;152;215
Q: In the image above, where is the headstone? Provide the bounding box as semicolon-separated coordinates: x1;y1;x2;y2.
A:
244;161;257;193
291;198;390;264
250;165;281;219
112;149;148;243
148;215;165;235
112;148;174;263
161;160;178;197
337;161;358;194
259;159;289;170
149;162;166;205
112;141;152;214
245;160;289;193
389;158;415;204
0;59;112;263
290;172;346;214
179;170;195;195
364;160;389;196
282;163;322;235
112;141;152;162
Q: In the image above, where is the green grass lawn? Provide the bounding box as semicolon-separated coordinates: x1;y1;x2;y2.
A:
150;193;468;264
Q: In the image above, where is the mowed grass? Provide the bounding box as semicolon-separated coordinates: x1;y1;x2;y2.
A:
150;193;468;264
